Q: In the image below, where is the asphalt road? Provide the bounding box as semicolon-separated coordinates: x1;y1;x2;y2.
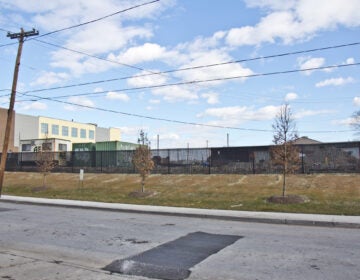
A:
0;202;359;280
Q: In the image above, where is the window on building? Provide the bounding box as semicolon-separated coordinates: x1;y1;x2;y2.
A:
62;126;69;136
89;130;95;140
58;144;67;151
71;127;78;137
80;129;86;139
41;123;48;134
21;144;31;151
42;142;52;151
52;124;59;135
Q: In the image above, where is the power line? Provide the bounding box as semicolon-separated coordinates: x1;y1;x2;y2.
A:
34;39;153;73
19;92;355;134
0;1;159;48
32;0;159;40
23;40;360;95
18;61;360;99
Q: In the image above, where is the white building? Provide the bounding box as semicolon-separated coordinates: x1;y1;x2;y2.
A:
15;113;121;151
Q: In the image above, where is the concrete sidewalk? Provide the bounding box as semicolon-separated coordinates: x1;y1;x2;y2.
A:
1;195;360;228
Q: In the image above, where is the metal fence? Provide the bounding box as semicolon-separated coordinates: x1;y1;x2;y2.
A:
3;141;360;174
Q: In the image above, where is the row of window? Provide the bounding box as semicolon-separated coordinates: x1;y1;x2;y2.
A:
21;143;68;152
41;123;95;140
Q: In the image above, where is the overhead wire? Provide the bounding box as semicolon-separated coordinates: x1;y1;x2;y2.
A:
0;0;159;48
29;0;160;40
2;17;359;134
26;40;360;95
17;61;360;100
17;91;356;134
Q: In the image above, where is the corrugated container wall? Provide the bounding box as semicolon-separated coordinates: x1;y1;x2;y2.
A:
95;141;138;168
95;141;138;151
72;143;96;152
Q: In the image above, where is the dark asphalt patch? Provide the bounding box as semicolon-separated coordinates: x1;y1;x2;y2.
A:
0;207;13;212
103;231;242;280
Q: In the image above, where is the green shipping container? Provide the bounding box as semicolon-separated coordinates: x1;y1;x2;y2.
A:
72;143;96;167
95;141;138;151
72;142;96;152
95;141;138;168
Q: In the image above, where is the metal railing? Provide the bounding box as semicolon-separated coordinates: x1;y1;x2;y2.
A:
3;141;360;174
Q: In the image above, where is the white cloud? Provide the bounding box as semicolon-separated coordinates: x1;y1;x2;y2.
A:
174;49;254;86
119;126;149;138
294;109;335;119
127;70;168;87
106;91;130;102
149;99;161;104
30;71;69;86
152;86;198;102
227;0;360;46
333;117;357;126
94;87;103;93
201;92;219;104
109;43;177;65
19;101;47;111
226;11;302;46
346;57;355;64
64;96;95;111
152;133;180;141
298;57;325;75
198;105;280;122
354;97;360;107
315;77;355;87
284;92;298;101
25;0;174;76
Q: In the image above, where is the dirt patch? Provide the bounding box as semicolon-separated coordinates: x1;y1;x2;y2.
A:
128;190;157;198
267;194;309;204
31;186;49;192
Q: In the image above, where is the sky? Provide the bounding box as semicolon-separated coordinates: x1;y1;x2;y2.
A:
1;0;360;149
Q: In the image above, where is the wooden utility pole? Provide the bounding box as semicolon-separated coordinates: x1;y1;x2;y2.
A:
0;28;39;197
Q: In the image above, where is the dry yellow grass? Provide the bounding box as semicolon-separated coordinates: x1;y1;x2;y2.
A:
3;172;360;215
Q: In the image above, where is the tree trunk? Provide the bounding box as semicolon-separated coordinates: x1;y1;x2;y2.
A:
43;174;47;188
141;177;145;193
282;169;286;197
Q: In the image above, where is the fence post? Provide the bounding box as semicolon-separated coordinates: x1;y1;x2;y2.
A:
168;149;170;174
301;145;305;174
208;148;211;174
20;152;23;171
101;151;103;173
71;151;74;173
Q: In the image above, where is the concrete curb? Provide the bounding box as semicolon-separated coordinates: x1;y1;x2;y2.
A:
1;195;360;228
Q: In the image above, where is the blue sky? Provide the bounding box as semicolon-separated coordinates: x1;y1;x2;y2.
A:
1;0;360;148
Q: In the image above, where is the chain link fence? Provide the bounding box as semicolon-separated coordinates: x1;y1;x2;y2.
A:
3;141;360;174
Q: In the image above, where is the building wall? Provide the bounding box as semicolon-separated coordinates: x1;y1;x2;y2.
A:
14;112;121;147
95;127;121;142
38;116;97;144
109;127;121;141
20;138;71;152
0;107;16;152
14;113;39;147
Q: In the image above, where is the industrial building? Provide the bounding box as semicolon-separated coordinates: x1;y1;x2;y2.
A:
0;107;121;152
0;107;16;152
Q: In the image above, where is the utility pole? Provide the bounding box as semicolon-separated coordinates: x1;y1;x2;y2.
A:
0;28;39;197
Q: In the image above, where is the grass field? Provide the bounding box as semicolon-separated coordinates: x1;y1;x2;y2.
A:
2;172;360;215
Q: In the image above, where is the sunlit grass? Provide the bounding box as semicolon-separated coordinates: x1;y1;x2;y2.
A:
3;172;360;215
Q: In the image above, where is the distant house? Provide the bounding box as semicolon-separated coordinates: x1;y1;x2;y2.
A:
293;136;321;145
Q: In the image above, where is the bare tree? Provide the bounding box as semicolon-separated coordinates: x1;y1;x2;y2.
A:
270;104;300;197
351;110;360;134
132;130;154;193
35;140;57;188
